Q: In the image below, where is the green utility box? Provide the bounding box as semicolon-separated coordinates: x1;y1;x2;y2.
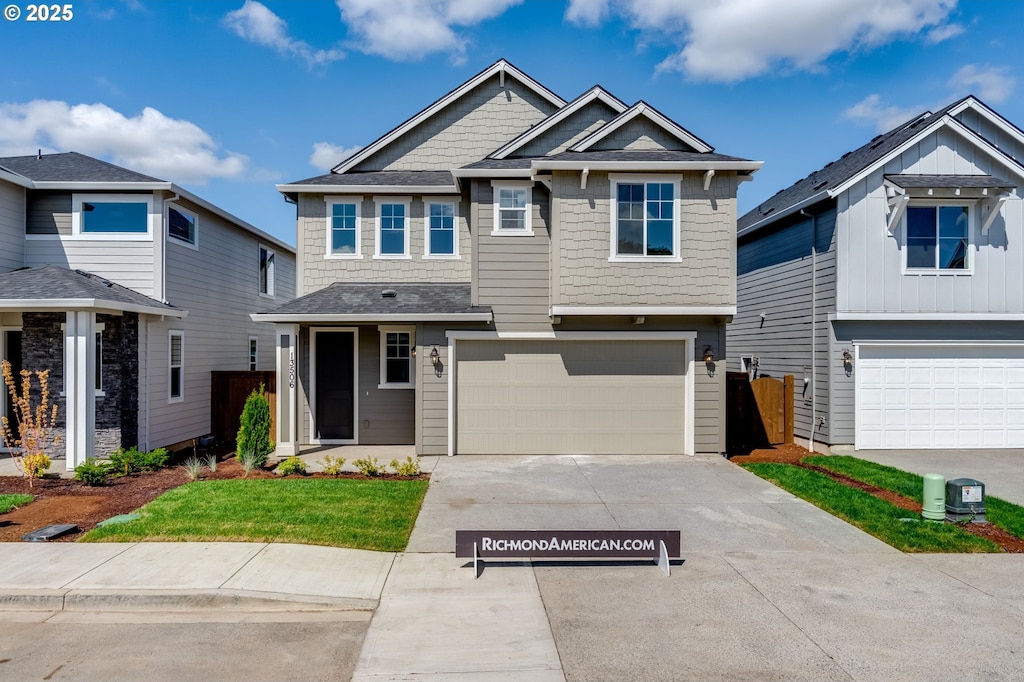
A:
945;478;986;524
922;473;945;521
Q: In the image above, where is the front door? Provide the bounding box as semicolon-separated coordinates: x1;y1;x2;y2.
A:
314;330;356;441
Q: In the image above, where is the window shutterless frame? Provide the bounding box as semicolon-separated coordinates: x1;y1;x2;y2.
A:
169;330;184;403
901;200;975;275
378;325;415;389
70;193;155;241
608;174;682;262
490;181;533;235
325;197;362;259
167;203;198;249
259;245;276;297
374;197;412;258
424;198;460;258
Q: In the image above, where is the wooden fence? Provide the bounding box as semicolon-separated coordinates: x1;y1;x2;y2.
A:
210;371;276;447
726;373;793;455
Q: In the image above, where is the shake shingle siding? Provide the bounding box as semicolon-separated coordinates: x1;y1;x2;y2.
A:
591;118;696;152
515;100;620;158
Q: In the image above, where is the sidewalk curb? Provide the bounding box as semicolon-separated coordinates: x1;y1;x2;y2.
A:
0;589;378;612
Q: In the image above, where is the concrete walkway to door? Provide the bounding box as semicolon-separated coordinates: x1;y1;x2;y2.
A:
354;454;1024;681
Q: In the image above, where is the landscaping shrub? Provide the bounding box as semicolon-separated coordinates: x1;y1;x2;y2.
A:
319;455;346;476
108;446;170;476
74;458;113;486
390;456;421;477
276;456;308;476
237;449;261;477
181;456;204;481
353;457;382;477
139;447;170;471
1;360;61;488
236;384;273;468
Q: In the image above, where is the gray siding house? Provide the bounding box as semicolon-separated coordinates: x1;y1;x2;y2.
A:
0;152;296;469
259;60;760;457
729;96;1024;452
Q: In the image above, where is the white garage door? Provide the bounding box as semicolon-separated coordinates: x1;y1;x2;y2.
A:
456;339;687;455
856;345;1024;449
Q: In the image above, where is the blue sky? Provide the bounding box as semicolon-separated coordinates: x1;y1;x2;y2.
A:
2;0;1020;246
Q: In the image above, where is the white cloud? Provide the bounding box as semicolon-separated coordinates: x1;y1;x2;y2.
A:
843;94;922;133
564;0;610;26
0;100;249;184
949;64;1015;103
568;0;959;82
336;0;522;61
924;22;964;44
309;142;363;170
223;1;344;66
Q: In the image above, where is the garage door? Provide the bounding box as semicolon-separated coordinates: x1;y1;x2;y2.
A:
856;345;1024;449
456;340;686;455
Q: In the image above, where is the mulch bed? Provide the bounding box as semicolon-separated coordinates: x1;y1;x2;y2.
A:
0;455;427;543
729;443;1024;553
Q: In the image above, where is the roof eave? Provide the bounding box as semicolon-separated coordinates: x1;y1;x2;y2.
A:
531;160;763;172
451;168;532;178
275;183;460;194
251;312;493;323
0;298;187;318
737;190;831;239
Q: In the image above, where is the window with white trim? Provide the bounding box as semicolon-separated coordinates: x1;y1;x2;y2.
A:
609;176;680;259
491;182;533;234
248;336;258;371
378;326;414;388
71;194;153;239
905;204;971;271
375;198;410;257
169;331;184;402
327;198;360;257
426;201;458;257
259;245;276;296
167;204;197;246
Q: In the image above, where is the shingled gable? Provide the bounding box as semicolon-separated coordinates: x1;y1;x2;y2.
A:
568;101;713;154
487;85;628;160
738;96;1024;237
329;59;566;175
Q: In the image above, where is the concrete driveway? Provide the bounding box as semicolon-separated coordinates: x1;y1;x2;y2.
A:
362;453;1024;681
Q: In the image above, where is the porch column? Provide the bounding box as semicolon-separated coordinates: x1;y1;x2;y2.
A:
275;325;299;457
64;311;96;470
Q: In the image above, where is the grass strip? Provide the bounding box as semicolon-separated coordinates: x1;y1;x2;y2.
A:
81;478;428;551
742;463;998;553
0;493;33;514
804;456;1024;541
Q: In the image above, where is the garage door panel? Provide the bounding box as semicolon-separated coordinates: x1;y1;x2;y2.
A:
457;340;686;455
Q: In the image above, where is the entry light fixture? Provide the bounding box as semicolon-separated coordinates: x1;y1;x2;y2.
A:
429;345;440;366
841;349;853;377
703;345;716;377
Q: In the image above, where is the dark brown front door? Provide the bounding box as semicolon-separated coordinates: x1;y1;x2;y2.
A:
4;330;21;424
315;331;355;441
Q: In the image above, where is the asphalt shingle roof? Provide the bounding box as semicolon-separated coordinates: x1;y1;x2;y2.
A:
0;266;182;313
884;174;1016;190
544;150;751;163
262;282;490;318
0;152;164;183
283;170;455;187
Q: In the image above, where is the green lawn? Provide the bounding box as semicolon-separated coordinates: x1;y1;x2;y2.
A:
0;493;33;514
81;478;429;551
742;462;999;553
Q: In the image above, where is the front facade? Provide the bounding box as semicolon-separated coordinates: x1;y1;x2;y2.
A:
0;152;296;468
261;60;760;457
730;97;1024;451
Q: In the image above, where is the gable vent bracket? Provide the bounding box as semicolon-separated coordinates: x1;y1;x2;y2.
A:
981;195;1008;235
886;194;910;235
703;169;715;192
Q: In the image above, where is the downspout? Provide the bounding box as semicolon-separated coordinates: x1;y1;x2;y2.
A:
800;209;816;448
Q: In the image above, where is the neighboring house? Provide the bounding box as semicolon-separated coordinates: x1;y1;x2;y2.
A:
729;96;1024;452
257;59;760;457
0;152;296;469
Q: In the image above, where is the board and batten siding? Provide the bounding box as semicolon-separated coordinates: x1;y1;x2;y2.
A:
143;199;295;449
471;180;552;332
836;128;1024;315
296;194;471;295
352;74;557;172
552;171;736;308
0;180;26;272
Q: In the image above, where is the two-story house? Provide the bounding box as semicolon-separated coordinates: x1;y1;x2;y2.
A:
729;96;1024;452
0;152;296;469
258;59;760;457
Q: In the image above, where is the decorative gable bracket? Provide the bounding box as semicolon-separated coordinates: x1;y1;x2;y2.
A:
885;186;909;236
980;194;1009;235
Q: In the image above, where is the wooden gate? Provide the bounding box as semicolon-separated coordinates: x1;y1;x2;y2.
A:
210;371;276;447
726;373;793;455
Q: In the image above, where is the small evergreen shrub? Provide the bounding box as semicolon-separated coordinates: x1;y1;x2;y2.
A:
108;447;142;476
181;456;203;481
138;447;169;471
353;457;382;477
237;449;261;477
74;458;112;486
390;456;421;477
236;384;273;468
276;456;307;476
22;453;51;480
319;455;346;476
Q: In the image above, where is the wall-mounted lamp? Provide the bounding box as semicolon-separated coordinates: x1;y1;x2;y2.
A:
429;345;440;366
411;346;417;358
703;345;716;377
841;349;853;377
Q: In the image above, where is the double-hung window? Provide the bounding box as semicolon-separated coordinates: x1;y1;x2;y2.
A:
491;182;533;235
375;198;410;258
426;201;458;257
248;336;258;371
905;204;971;271
609;176;680;260
169;331;184;402
327;198;360;257
378;326;414;388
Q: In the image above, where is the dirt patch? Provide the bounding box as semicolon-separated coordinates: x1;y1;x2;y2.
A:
0;456;427;543
729;444;1024;553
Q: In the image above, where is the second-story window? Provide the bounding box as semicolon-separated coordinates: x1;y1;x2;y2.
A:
491;182;533;235
375;198;410;258
72;194;153;239
609;175;681;261
426;201;457;257
905;204;970;271
259;245;276;296
167;205;197;246
328;199;360;257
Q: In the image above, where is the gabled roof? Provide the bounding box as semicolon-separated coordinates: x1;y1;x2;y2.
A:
0;265;186;317
487;85;628;160
278;170;457;195
252;282;491;323
568;101;713;154
330;59;567;175
737;95;1024;236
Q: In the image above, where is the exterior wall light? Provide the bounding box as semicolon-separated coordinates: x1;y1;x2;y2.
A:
703;345;716;377
429;345;440;366
842;349;853;377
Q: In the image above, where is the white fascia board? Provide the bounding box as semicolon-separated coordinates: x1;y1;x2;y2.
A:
451;168;532;178
531;160;762;173
0;168;34;188
949;97;1024;149
171;185;294;254
32;181;172;191
831;312;1024;321
490;87;629;160
550;305;736;316
332;60;566;175
251;312;493;323
569;103;713;154
853;339;1024;347
276;183;460;195
0;299;187;318
828;116;1024;198
447;330;699;341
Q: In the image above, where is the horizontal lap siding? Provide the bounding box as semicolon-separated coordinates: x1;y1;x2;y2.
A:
0;182;25;272
416;324;450;456
357;328;414;444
